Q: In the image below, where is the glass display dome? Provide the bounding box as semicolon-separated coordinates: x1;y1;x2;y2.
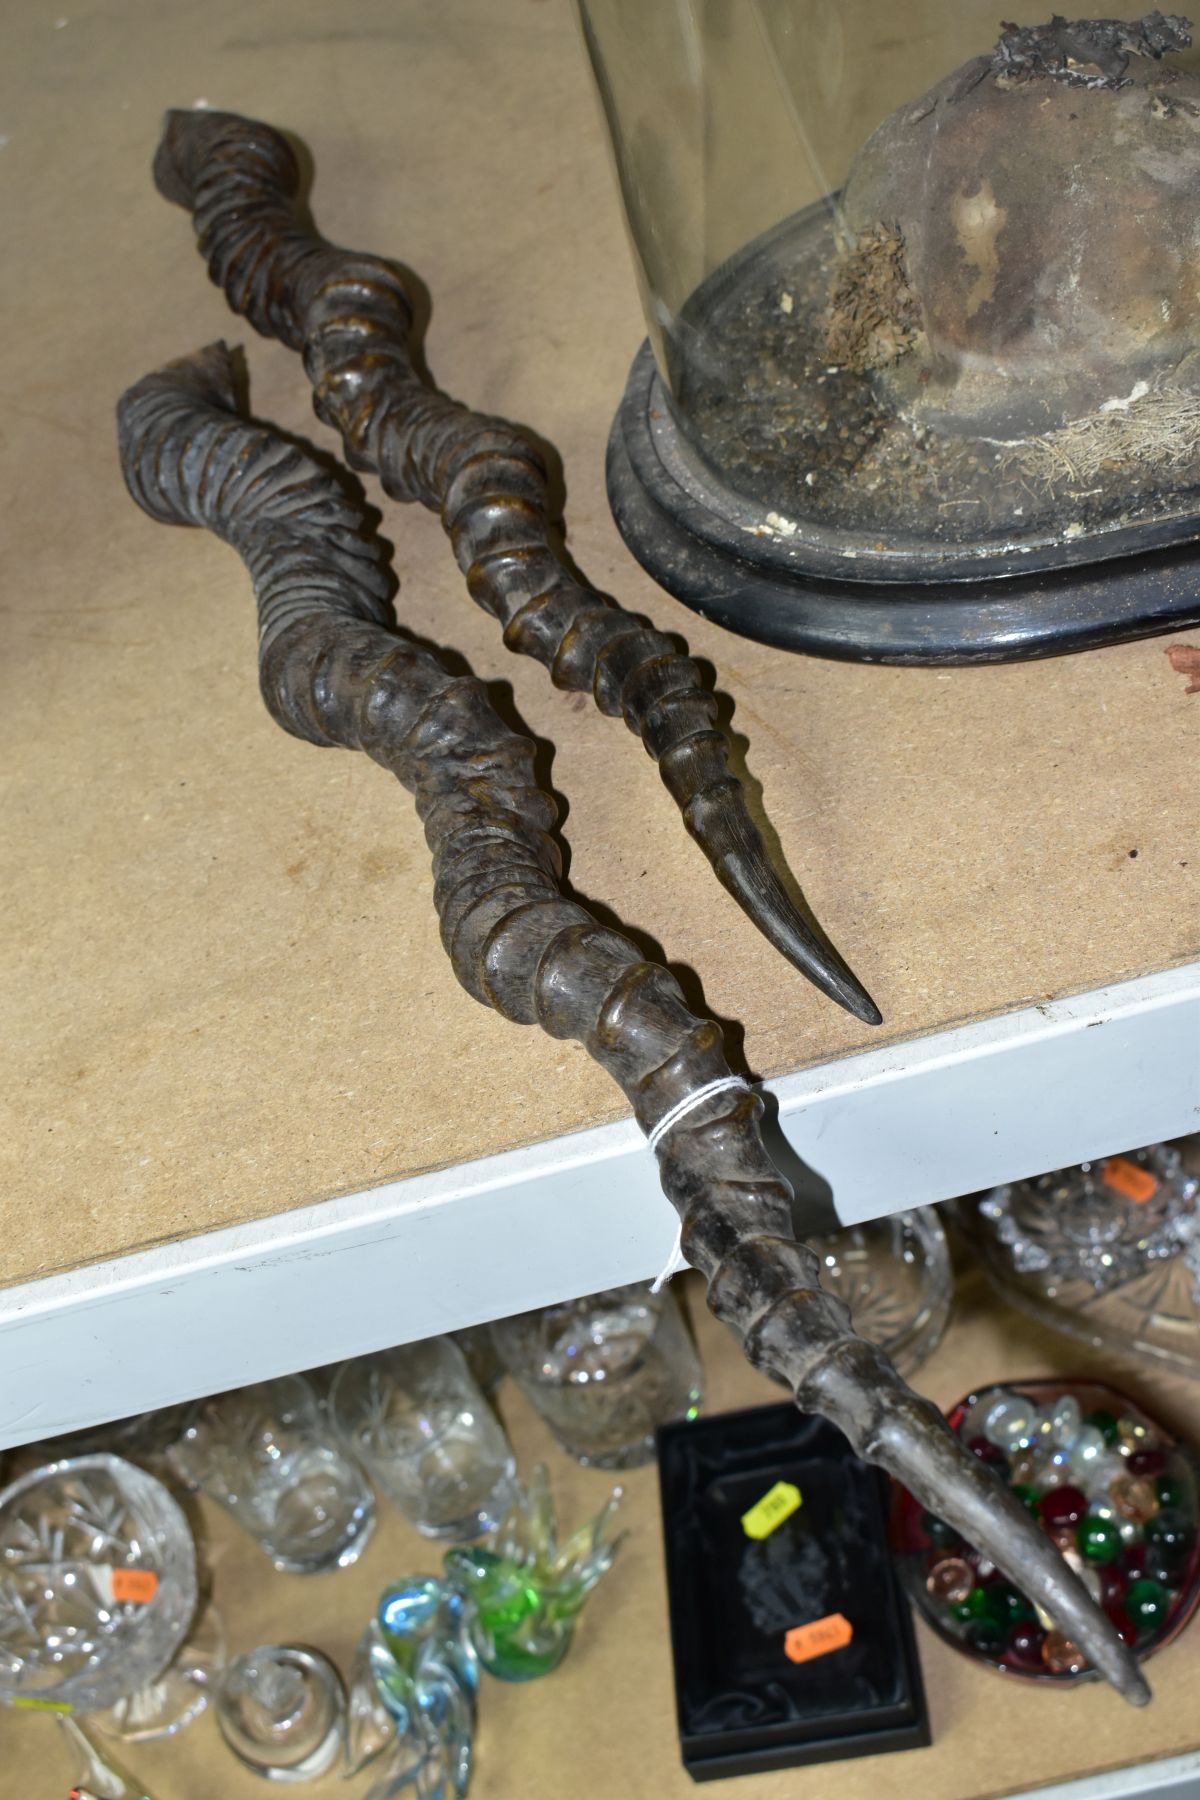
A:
580;2;1200;660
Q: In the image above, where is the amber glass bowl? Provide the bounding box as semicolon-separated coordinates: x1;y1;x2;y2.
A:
890;1379;1200;1685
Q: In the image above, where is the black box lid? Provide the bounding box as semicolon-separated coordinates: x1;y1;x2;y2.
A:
657;1400;930;1781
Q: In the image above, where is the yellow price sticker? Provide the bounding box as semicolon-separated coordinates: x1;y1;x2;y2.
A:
741;1479;802;1540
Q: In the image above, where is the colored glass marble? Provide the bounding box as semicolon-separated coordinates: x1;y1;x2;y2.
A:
1144;1510;1194;1566
982;1395;1039;1455
1046;1396;1082;1444
1157;1475;1186;1511
1005;1621;1046;1670
1107;1610;1137;1648
1064;1425;1108;1480
1128;1449;1167;1478
921;1512;961;1550
1041;1631;1087;1676
954;1585;1006;1627
1011;1483;1040;1515
1125;1577;1170;1634
926;1557;974;1606
966;1620;1006;1657
1039;1485;1086;1529
1122;1544;1149;1580
1117;1417;1153;1454
990;1583;1035;1624
1076;1516;1121;1564
1109;1475;1159;1524
967;1436;1006;1468
1085;1409;1119;1447
1098;1565;1127;1610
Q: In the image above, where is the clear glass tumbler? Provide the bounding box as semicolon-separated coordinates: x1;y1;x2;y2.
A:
170;1375;374;1574
329;1337;516;1540
491;1282;703;1469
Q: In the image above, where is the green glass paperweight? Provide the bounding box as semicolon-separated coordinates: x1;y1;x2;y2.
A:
444;1465;624;1681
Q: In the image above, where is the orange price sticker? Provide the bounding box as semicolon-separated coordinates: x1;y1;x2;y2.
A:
1101;1157;1159;1205
111;1567;159;1605
784;1612;854;1664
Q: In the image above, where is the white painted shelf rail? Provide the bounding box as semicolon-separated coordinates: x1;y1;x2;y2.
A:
2;963;1196;1450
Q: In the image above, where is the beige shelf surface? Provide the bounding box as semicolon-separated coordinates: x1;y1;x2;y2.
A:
3;1273;1200;1798
3;0;1199;1291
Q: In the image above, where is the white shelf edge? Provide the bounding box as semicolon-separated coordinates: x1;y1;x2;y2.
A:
2;963;1197;1447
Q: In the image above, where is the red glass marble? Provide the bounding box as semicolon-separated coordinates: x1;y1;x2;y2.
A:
1098;1565;1127;1610
967;1436;1006;1467
1122;1543;1149;1579
1128;1449;1167;1478
1005;1621;1046;1670
1039;1485;1086;1529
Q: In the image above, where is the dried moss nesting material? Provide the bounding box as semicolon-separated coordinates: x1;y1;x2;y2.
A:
824;222;920;373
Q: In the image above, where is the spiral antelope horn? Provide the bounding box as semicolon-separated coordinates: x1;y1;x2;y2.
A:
147;107;880;1027
116;344;1145;1704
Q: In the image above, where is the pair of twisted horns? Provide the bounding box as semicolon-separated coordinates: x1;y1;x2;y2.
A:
150;106;878;1027
116;110;1146;1704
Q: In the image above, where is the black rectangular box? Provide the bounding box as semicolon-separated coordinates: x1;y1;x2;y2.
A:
657;1400;930;1781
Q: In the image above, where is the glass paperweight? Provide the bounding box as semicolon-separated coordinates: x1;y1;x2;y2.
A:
444;1463;624;1681
891;1377;1200;1684
347;1579;477;1797
963;1145;1200;1377
807;1206;952;1378
216;1645;345;1783
330;1338;517;1540
171;1375;375;1572
491;1281;702;1468
0;1453;197;1715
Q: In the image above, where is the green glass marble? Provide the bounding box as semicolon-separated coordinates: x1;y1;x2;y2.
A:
954;1585;1006;1627
444;1464;623;1682
990;1582;1036;1624
1010;1483;1040;1515
1155;1475;1185;1512
965;1619;1006;1657
1144;1509;1193;1566
1125;1576;1170;1634
1084;1408;1120;1447
922;1513;961;1550
1076;1515;1121;1564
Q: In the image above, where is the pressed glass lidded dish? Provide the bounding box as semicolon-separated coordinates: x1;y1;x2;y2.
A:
890;1377;1200;1684
580;1;1200;661
961;1143;1200;1379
